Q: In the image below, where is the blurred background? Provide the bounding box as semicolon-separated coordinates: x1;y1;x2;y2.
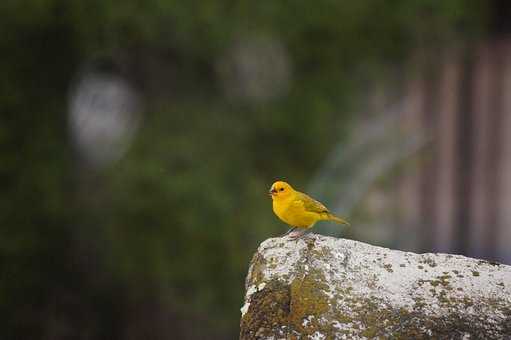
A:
1;0;511;339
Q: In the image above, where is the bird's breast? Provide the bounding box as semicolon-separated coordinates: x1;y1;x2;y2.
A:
272;198;317;228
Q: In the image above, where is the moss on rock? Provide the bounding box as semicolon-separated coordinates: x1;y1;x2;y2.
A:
240;280;290;339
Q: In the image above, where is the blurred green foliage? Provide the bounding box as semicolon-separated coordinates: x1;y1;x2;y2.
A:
0;0;486;338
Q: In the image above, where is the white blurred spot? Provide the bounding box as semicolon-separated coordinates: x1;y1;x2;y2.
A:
69;72;141;168
240;302;250;316
217;36;292;103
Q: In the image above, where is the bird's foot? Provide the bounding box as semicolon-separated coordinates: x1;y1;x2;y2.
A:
289;229;312;240
281;227;296;237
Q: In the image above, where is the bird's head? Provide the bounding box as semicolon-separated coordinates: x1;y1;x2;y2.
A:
269;181;294;200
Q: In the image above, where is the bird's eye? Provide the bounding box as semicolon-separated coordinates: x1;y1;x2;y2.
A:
279;188;284;191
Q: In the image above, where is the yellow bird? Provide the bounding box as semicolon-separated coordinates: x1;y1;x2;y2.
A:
269;180;349;237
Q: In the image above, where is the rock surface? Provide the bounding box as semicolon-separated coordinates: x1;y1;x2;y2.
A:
240;235;511;339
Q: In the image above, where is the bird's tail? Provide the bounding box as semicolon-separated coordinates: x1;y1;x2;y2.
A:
326;213;350;226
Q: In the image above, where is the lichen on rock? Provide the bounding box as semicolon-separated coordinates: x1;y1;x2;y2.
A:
240;234;511;339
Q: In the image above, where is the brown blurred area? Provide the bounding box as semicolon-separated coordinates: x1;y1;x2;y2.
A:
337;8;511;265
395;38;511;262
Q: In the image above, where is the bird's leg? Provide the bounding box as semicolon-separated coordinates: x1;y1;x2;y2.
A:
289;228;310;240
281;227;296;237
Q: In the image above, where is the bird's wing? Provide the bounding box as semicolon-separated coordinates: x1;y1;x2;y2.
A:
296;192;329;214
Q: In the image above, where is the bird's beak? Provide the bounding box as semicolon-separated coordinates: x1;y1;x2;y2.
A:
268;188;277;197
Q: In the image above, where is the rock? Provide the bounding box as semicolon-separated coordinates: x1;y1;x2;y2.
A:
240;234;511;339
